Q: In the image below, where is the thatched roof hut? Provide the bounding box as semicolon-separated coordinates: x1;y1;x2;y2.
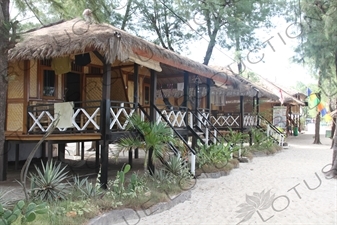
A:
211;66;280;100
8;18;241;87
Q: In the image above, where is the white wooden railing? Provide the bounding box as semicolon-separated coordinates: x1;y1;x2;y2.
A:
156;109;187;128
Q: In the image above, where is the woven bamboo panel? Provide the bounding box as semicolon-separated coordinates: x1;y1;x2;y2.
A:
85;77;102;114
127;81;134;102
7;103;23;131
30;60;37;98
86;77;102;101
89;52;103;66
8;62;24;99
84;66;89;74
111;69;127;101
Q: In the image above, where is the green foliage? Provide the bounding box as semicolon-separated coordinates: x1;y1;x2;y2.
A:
72;175;102;199
0;200;47;225
126;172;148;198
29;161;70;202
196;139;233;168
225;128;249;146
164;156;191;181
66;200;92;217
118;115;177;170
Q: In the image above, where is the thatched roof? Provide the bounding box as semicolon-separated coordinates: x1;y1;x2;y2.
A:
9;18;241;87
211;66;280;100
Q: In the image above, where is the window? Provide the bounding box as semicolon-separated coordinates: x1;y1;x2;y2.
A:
43;70;56;97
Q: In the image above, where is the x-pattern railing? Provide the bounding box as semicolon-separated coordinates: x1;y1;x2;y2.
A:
211;114;240;127
110;103;136;130
243;115;257;127
28;101;102;133
157;108;187;128
28;110;59;132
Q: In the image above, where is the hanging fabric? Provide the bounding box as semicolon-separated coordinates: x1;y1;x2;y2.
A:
51;57;71;74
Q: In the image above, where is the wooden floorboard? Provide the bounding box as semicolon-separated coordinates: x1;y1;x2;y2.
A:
5;132;101;141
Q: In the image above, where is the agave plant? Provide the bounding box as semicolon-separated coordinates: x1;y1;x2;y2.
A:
29;160;70;202
118;115;178;172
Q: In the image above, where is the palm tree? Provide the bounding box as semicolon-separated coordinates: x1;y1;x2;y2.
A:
117;115;179;174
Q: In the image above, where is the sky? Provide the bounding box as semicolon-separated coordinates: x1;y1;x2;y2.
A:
184;18;316;87
10;1;316;88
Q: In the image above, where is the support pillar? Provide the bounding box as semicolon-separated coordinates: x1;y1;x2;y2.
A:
100;61;112;188
240;96;244;133
183;71;190;143
133;63;139;108
81;142;85;160
133;64;139;160
47;141;53;162
256;93;260;126
95;141;100;173
15;143;19;170
148;69;157;175
58;143;65;161
192;76;200;150
0;141;8;181
128;148;133;167
206;78;212;112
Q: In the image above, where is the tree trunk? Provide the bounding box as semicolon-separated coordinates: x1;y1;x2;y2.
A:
325;122;337;178
313;112;321;144
203;28;219;65
0;0;9;181
120;0;133;30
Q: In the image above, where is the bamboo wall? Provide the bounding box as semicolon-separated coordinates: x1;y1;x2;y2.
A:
6;61;27;132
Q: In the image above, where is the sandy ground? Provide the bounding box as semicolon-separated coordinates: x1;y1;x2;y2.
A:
117;125;337;225
1;124;337;225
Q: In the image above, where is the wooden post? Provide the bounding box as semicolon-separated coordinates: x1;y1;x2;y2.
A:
240;96;244;133
15;142;19;170
100;61;111;188
256;93;260;126
148;69;157;175
192;76;200;150
81;142;85;160
133;63;139;108
128;148;133;167
47;141;53;162
183;71;189;142
133;64;139;160
58;143;65;161
0;141;8;181
206;78;212;113
253;96;256;112
95;141;100;173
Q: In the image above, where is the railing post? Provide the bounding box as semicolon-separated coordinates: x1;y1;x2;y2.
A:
267;125;270;137
214;129;217;144
205;127;209;145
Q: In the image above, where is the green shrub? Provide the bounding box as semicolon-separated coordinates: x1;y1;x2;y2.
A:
29;161;70;202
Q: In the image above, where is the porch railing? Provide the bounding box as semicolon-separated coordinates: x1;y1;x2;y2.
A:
155;105;188;128
210;113;257;128
27;100;101;133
